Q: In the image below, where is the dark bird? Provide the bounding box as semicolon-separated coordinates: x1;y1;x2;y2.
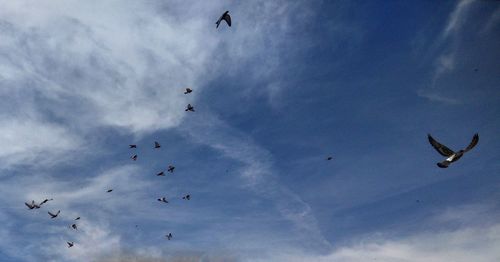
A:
156;171;165;176
182;194;191;200
129;144;137;148
75;217;80;220
67;242;74;248
107;189;113;193
157;197;168;203
326;156;333;160
167;165;175;173
154;141;161;149
216;11;231;28
428;133;479;168
25;200;39;210
71;224;78;230
131;154;138;161
184;88;193;94
48;210;60;219
40;198;53;205
185;104;195;112
166;233;173;240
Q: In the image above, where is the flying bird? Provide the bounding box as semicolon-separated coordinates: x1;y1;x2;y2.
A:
428;133;479;168
67;242;74;248
25;200;40;210
154;141;161;148
166;233;173;240
216;11;231;28
326;156;333;160
156;171;165;176
131;154;138;161
167;165;175;173
185;104;195;112
157;197;168;203
182;194;191;200
107;189;113;193
48;210;60;219
129;144;137;148
75;217;80;220
184;88;193;94
71;224;78;230
40;198;53;205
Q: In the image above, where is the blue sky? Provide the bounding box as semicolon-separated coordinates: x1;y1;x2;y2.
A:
0;0;499;261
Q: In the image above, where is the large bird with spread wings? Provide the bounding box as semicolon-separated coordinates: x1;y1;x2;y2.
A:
428;133;479;168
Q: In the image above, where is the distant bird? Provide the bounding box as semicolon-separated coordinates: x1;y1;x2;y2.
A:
166;233;173;240
474;68;478;72
107;189;113;193
167;165;175;173
25;200;40;210
157;197;168;203
67;241;74;248
156;171;165;176
129;144;137;148
184;88;193;94
428;133;479;168
71;224;78;230
131;154;138;161
216;11;231;28
75;217;80;220
185;104;195;112
154;141;161;149
48;210;60;219
182;194;191;200
40;198;53;205
326;156;333;161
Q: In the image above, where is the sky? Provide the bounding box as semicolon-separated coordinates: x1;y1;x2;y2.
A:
0;0;499;261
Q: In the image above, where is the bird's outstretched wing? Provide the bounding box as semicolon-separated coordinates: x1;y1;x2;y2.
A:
464;133;479;152
48;211;56;217
428;134;455;157
223;13;231;27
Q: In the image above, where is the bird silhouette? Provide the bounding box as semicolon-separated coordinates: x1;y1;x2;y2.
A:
48;210;60;219
107;189;113;193
428;133;479;168
25;200;39;210
71;224;78;230
216;11;231;28
326;156;333;160
40;198;53;205
131;154;138;161
67;242;74;248
157;197;168;203
129;144;137;148
184;88;193;94
167;165;175;173
75;217;80;220
154;141;161;149
182;194;191;200
166;233;173;240
185;104;195;112
156;171;165;176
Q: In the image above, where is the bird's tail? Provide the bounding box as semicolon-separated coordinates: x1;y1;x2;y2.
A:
437;161;450;168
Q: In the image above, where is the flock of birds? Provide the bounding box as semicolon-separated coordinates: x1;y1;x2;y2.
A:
23;9;481;250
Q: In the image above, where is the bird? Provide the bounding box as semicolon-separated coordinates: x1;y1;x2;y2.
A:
48;210;60;219
154;141;161;149
428;133;479;168
156;171;165;176
157;197;168;203
129;144;137;148
185;104;195;112
166;233;173;240
107;189;113;193
216;11;231;28
326;156;333;160
167;165;175;173
25;200;39;210
71;224;78;230
67;241;74;248
40;198;53;205
182;194;191;200
131;154;138;161
184;88;193;94
75;217;80;220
